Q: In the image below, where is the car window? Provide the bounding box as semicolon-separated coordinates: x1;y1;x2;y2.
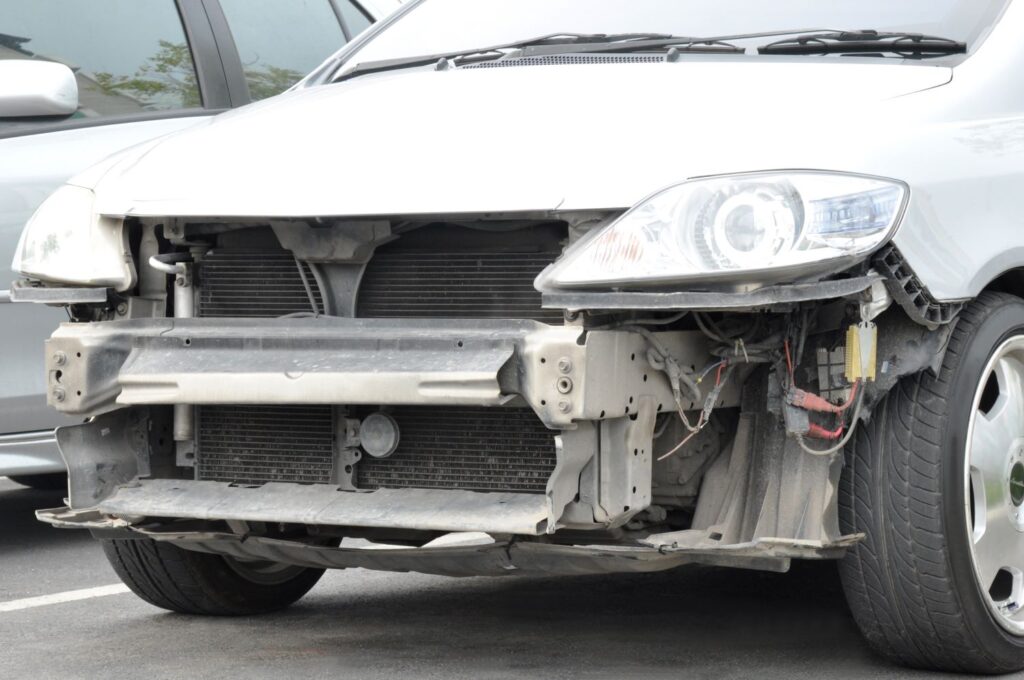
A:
218;0;349;101
0;0;201;118
337;1;373;37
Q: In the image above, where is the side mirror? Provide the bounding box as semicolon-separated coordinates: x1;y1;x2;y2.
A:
0;60;79;119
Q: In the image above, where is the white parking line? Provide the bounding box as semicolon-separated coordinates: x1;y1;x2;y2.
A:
0;584;130;613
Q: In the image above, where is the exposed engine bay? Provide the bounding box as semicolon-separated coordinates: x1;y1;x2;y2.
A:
33;212;952;575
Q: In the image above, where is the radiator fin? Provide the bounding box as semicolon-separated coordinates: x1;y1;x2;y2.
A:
355;407;556;494
357;251;561;322
197;405;334;485
195;406;558;494
198;250;321;318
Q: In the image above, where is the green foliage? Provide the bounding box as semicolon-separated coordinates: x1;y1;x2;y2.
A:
244;64;304;101
94;40;200;109
94;40;306;108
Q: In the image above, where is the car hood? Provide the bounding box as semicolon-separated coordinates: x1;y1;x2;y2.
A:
85;59;953;218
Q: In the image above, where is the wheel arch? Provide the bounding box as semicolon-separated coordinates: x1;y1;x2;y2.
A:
983;267;1024;301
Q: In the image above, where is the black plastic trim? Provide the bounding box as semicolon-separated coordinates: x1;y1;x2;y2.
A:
177;0;233;108
542;275;881;312
200;0;252;106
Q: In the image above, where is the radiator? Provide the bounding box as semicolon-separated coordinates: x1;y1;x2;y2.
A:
195;406;556;494
354;407;556;494
357;250;562;322
197;405;335;485
197;250;322;318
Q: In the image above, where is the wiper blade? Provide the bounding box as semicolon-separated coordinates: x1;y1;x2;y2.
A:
758;30;966;57
334;32;741;83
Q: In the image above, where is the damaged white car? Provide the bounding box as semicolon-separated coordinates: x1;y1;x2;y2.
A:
11;0;1024;673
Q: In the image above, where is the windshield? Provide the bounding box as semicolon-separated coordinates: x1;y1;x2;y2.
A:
341;0;1007;69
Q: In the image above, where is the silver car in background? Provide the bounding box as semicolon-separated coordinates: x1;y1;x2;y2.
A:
13;0;1024;673
0;0;395;488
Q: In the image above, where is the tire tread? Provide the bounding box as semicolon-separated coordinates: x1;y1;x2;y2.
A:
840;291;1024;674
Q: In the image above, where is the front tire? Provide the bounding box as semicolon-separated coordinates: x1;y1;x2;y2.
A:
101;537;325;615
840;292;1024;673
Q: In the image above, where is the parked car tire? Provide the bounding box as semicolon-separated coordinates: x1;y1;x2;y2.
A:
8;473;66;491
101;537;325;615
839;291;1024;673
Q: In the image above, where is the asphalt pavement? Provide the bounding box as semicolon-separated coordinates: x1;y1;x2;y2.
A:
0;476;1007;679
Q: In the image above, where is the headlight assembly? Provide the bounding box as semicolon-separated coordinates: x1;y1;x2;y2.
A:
11;184;135;291
538;172;908;289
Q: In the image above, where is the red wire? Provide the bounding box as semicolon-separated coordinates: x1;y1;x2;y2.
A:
835;380;859;413
783;339;794;383
807;422;844;440
715;360;727;386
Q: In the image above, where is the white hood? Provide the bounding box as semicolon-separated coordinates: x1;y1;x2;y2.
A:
87;59;952;218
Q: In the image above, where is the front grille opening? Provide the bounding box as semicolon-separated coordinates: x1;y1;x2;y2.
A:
356;222;564;323
354;406;556;494
194;405;557;494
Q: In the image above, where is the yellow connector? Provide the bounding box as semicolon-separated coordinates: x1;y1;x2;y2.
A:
845;322;878;382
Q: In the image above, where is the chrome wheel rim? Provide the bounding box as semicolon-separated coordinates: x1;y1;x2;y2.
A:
966;336;1024;635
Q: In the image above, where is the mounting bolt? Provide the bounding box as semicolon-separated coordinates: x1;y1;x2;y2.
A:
52;387;66;403
557;400;572;413
557;357;573;374
116;302;128;316
556;377;573;394
52;351;67;366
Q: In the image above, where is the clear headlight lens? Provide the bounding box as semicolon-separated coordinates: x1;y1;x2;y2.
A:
539;172;907;288
11;184;135;291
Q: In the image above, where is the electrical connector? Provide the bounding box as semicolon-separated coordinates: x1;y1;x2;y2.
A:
807;423;844;440
845;321;877;382
789;387;842;414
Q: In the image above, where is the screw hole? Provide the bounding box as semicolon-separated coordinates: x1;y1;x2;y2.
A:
76;390;81;396
344;465;352;473
540;357;546;364
630;353;635;361
540;399;547;406
183;338;192;346
599;410;605;418
456;340;464;348
75;352;81;358
629;396;634;404
643;374;648;382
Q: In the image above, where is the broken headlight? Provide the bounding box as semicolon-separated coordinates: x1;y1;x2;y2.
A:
538;172;907;288
11;184;135;291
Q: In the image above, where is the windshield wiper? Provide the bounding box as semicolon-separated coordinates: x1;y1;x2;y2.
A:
333;32;741;83
758;30;966;57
